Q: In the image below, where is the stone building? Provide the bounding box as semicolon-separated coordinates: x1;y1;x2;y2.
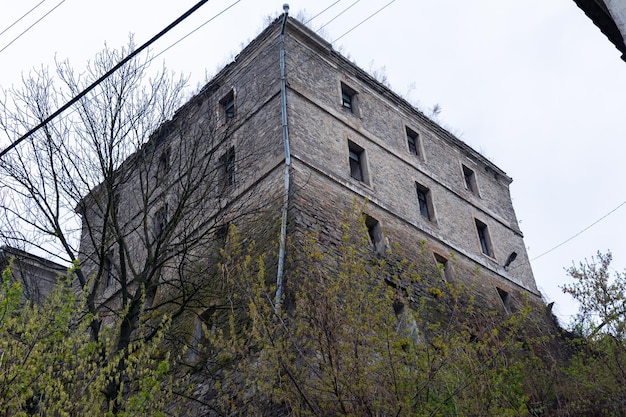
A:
78;12;540;334
0;246;66;304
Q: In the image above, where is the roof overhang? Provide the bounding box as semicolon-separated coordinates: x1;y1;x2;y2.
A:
573;0;626;61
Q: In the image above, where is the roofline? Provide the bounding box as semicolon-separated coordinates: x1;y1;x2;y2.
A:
284;17;512;183
0;245;67;271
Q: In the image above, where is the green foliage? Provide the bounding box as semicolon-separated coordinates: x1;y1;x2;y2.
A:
209;209;548;416
557;251;626;416
0;265;180;416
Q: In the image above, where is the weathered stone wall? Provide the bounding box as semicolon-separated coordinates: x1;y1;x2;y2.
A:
282;18;539;304
76;20;288;325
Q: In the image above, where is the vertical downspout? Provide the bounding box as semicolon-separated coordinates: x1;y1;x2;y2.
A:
275;4;290;311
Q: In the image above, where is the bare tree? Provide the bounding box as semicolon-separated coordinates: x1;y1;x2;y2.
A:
0;36;283;412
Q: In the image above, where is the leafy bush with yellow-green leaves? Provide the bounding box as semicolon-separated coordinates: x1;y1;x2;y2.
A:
3;214;626;416
0;264;179;416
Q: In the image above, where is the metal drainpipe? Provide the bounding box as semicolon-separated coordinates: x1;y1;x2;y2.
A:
275;4;290;311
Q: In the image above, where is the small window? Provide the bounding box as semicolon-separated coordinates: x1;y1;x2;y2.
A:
111;193;120;219
157;147;170;180
416;183;433;221
220;147;236;188
496;287;511;312
216;223;229;247
341;82;358;114
462;164;477;194
475;219;493;257
190;307;218;359
406;127;419;157
348;141;368;183
364;214;385;255
434;253;452;281
220;90;235;121
154;206;168;239
104;253;114;288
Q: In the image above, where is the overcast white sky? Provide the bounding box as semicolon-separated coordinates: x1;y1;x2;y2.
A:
1;0;625;326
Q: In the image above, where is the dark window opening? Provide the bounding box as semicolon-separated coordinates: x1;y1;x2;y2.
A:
497;287;511;312
416;183;432;221
190;307;217;358
111;192;120;219
144;281;157;309
475;219;493;256
341;82;357;113
434;253;451;281
462;164;477;194
104;254;114;288
216;223;229;247
406;127;419;156
364;214;385;254
154;206;167;239
348;141;367;183
220;147;236;187
191;305;231;358
157;147;170;180
220;90;235;121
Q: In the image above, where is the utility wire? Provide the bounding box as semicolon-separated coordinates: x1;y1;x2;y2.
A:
0;0;210;159
304;0;344;25
152;0;241;61
332;0;397;43
0;0;48;38
530;200;626;263
0;0;67;55
317;0;360;32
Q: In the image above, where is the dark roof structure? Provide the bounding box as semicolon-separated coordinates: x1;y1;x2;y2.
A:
573;0;626;61
0;246;66;303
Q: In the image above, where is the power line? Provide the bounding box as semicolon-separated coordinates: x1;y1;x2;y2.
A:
152;0;242;62
0;0;67;55
0;0;210;159
530;200;626;263
304;0;344;25
0;0;48;39
332;0;397;43
317;0;360;32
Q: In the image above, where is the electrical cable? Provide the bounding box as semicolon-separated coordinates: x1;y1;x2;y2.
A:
0;0;210;159
152;0;241;62
331;0;396;43
530;200;626;263
0;0;48;39
304;0;344;25
317;0;360;32
0;0;67;55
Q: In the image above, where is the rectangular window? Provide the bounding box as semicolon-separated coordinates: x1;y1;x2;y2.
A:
475;219;493;256
220;147;236;187
341;82;358;113
416;183;433;221
364;214;385;255
216;223;229;247
220;89;235;121
462;164;477;194
154;206;168;239
434;253;452;281
157;147;170;180
348;141;367;183
406;127;419;156
496;287;511;312
111;192;120;219
104;253;114;288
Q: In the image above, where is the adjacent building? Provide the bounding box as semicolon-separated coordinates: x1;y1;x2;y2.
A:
574;0;626;61
0;246;66;303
